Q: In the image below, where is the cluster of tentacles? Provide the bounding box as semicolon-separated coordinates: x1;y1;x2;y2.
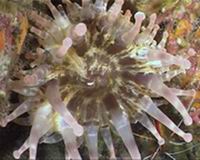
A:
0;0;196;159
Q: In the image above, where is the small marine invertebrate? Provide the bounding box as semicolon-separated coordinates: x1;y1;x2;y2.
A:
0;0;196;159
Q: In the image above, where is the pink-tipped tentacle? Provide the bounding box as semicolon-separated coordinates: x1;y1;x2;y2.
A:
122;11;145;43
139;95;192;143
13;138;29;159
23;65;50;87
111;110;141;159
147;13;157;32
104;94;141;159
137;113;165;145
70;23;87;45
45;0;70;28
56;37;72;58
0;98;37;127
85;125;99;160
46;80;84;136
146;49;191;69
108;0;124;22
82;0;91;6
29;11;53;29
95;0;108;12
100;127;116;159
29;105;52;160
147;76;193;126
60;123;82;160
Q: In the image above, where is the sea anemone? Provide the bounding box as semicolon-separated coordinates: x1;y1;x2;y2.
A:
0;0;196;159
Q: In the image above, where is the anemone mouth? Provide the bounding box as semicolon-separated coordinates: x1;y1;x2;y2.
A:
73;48;116;89
0;0;196;160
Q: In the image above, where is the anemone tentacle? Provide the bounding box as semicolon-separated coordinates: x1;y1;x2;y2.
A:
0;0;195;160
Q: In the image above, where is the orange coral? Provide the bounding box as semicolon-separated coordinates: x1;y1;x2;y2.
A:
16;15;28;54
175;19;192;37
0;30;5;51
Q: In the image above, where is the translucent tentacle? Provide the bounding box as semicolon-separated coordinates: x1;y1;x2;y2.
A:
147;13;157;32
170;88;195;97
40;132;62;144
73;23;87;37
45;0;69;28
31;48;46;68
0;98;36;127
23;74;39;86
57;5;70;24
95;0;108;11
150;24;160;40
46;80;83;136
100;127;116;159
70;23;87;45
33;32;56;50
29;104;52;160
10;86;39;96
13;103;52;160
56;37;72;58
13;138;29;159
23;65;50;87
122;11;145;43
32;24;63;45
45;0;61;18
29;11;53;29
111;110;141;159
30;26;49;39
108;0;124;22
60;124;82;160
137;113;165;145
147;76;193;126
85;125;99;160
139;95;192;143
162;68;184;81
158;31;168;48
124;10;132;21
8;80;28;92
104;95;141;159
82;0;91;6
147;50;191;69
